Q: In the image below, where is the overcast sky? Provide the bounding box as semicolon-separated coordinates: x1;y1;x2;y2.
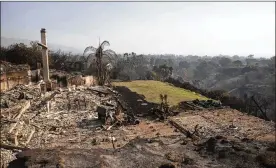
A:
1;2;275;57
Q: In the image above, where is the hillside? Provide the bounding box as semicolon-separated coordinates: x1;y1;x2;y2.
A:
1;39;274;121
112;80;208;106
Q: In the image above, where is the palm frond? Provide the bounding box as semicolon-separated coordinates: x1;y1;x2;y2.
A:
100;41;110;50
87;53;96;62
85;53;97;68
101;54;113;63
104;49;117;57
83;46;97;56
106;63;113;71
103;49;117;62
78;56;87;62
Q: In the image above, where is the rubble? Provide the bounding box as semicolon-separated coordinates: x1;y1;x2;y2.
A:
1;83;139;160
0;84;41;108
178;99;226;111
0;81;275;168
0;149;16;168
192;99;223;108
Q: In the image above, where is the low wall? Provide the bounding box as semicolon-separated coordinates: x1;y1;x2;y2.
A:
83;76;96;86
67;75;96;87
0;71;30;92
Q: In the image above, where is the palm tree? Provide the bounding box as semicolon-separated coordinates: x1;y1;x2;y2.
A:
83;40;117;85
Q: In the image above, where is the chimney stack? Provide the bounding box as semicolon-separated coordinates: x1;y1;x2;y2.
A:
40;28;50;82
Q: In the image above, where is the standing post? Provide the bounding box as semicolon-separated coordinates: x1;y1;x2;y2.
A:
40;28;50;82
39;28;53;91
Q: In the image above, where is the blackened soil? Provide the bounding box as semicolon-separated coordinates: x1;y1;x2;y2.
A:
113;86;157;117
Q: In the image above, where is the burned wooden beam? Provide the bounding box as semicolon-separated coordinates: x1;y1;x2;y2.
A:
0;143;29;151
251;96;269;121
9;101;31;134
88;87;112;96
169;119;199;140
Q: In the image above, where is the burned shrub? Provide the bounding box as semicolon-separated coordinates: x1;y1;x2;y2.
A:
206;90;226;100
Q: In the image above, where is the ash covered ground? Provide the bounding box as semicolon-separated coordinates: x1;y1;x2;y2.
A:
1;83;275;168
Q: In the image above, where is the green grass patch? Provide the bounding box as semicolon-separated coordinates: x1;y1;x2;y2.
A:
112;80;209;106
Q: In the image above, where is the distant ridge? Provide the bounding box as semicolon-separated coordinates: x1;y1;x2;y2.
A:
1;36;83;54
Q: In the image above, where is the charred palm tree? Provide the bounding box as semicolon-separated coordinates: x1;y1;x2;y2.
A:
83;40;117;85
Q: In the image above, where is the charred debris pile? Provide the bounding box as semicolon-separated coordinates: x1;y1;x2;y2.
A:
0;83;140;167
0;82;275;168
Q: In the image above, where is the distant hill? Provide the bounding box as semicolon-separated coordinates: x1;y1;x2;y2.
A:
1;37;83;54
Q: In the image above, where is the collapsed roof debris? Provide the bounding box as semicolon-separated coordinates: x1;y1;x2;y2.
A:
0;84;41;108
0;84;138;148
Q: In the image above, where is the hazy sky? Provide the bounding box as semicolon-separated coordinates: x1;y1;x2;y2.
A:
1;2;275;57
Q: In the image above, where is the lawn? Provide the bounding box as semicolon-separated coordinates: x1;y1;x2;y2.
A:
112;80;208;106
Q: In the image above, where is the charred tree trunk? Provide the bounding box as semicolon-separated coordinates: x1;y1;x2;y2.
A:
251;96;269;121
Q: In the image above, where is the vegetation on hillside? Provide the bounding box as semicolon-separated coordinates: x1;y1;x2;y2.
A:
0;41;275;120
0;41;82;71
